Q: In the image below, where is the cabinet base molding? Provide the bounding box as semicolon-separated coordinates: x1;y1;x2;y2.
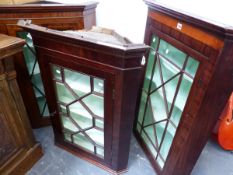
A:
1;143;43;175
55;141;128;175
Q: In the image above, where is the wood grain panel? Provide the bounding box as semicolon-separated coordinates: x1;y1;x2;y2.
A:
148;10;224;50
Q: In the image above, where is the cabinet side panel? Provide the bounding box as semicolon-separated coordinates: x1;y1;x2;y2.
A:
111;68;142;171
0;113;18;166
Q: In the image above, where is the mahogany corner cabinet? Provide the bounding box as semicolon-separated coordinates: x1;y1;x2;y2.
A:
18;21;149;173
0;0;98;128
134;0;233;175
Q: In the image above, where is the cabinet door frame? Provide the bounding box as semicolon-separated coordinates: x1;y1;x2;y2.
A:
37;51;115;166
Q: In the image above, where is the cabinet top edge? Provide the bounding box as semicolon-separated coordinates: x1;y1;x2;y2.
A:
18;20;149;54
144;0;233;39
0;34;25;59
0;1;98;13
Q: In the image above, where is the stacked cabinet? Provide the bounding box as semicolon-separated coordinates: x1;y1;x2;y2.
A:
0;0;98;128
134;0;233;175
0;34;42;175
18;22;148;173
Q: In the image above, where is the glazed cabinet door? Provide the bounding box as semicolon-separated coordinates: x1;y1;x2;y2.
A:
17;32;50;124
39;55;114;166
135;28;207;171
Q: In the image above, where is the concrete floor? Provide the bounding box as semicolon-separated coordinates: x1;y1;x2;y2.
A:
26;127;233;175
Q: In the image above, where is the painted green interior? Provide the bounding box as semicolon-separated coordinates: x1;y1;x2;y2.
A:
52;64;105;158
17;32;49;117
137;34;199;169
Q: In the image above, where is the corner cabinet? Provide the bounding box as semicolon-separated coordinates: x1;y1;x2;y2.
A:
0;34;42;175
134;0;233;175
0;1;98;128
18;22;148;173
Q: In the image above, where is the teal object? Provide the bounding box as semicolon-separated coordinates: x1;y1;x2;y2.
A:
137;35;199;168
17;31;49;117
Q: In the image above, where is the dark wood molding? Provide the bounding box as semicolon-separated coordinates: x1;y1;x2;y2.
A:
144;0;233;39
0;2;98;13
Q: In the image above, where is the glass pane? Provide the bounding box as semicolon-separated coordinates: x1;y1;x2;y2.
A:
63;132;72;142
73;133;95;154
82;94;104;118
175;75;193;111
52;65;62;80
143;121;167;148
85;128;104;146
69;102;93;129
141;130;157;158
159;128;174;160
143;35;159;92
170;74;193;126
32;62;40;75
158;39;186;69
64;69;91;97
95;119;104;129
156;156;164;168
164;75;180;111
61;115;79;132
143;100;155;126
150;88;167;121
155;121;167;147
185;57;199;77
160;57;180;83
51;65;105;158
170;106;182;127
136;123;141;133
37;96;45;112
59;104;67;114
31;73;45;95
96;147;104;157
143;50;156;92
150;61;162;92
55;82;75;104
43;104;49;116
138;91;148;125
144;126;156;146
37;97;49;116
167;122;176;137
151;35;159;49
22;46;36;74
94;78;104;94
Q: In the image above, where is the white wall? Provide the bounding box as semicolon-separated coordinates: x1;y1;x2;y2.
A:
50;0;148;43
96;0;148;43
